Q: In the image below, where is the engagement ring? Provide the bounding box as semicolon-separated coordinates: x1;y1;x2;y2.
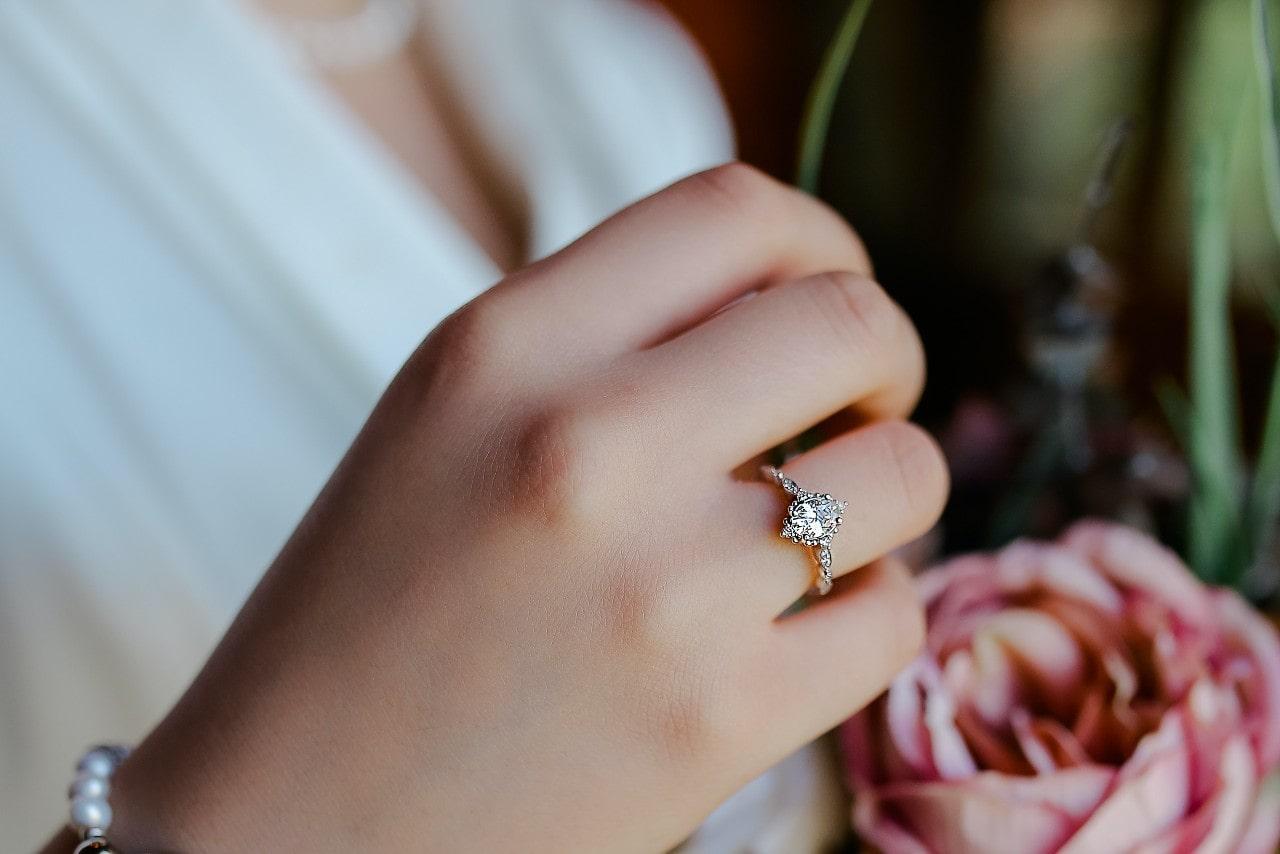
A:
761;466;847;595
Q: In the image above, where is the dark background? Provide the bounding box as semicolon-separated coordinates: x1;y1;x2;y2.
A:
665;0;1277;426
664;0;1280;554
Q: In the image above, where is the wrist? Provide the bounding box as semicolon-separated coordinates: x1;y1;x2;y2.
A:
99;645;373;852
102;708;263;853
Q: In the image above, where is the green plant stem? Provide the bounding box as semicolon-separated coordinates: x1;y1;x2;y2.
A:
1251;0;1280;573
1187;138;1244;582
795;0;874;194
1157;379;1193;447
1251;356;1280;563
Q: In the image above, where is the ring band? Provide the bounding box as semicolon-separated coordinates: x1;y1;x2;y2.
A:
762;466;847;595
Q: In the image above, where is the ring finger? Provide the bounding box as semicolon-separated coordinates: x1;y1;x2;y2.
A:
726;419;948;617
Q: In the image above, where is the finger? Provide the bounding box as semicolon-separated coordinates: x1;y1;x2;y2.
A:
632;271;925;464
750;557;925;746
729;420;948;614
493;163;872;355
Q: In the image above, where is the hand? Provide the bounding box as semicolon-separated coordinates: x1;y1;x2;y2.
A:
101;164;947;852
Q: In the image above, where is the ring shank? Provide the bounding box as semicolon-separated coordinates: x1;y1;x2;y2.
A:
763;465;801;497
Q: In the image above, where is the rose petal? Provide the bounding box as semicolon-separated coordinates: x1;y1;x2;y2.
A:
919;554;998;608
886;661;933;779
1037;596;1134;684
1028;716;1092;769
1072;683;1134;761
839;707;877;787
997;542;1124;615
1102;650;1139;730
964;765;1116;816
1013;709;1059;775
954;706;1033;775
920;660;979;780
967;631;1018;724
931;607;1006;660
1184;679;1244;805
922;557;1005;657
1236;773;1280;854
1060;521;1213;629
1127;807;1214;854
1129;735;1258;854
851;786;932;854
1188;736;1259;854
1213;589;1280;771
943;646;975;696
978;608;1086;707
1059;711;1191;853
876;767;1113;854
882;786;1072;854
1150;617;1206;701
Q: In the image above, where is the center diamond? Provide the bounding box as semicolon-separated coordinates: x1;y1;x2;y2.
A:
783;494;846;546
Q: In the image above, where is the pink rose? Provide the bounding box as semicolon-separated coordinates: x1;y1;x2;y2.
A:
840;521;1280;854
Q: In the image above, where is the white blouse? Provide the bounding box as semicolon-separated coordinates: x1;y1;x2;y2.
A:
0;0;731;843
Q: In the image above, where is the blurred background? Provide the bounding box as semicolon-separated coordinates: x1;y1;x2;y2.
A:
670;0;1280;580
670;4;1280;849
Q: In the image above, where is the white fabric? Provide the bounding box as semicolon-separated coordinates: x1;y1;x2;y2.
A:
0;0;731;844
677;741;848;854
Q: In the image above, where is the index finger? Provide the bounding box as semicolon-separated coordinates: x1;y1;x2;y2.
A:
495;162;872;355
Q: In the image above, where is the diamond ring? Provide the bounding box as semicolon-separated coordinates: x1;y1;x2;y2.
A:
762;466;847;595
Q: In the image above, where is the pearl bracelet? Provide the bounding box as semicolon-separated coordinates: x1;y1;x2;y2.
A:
67;744;130;853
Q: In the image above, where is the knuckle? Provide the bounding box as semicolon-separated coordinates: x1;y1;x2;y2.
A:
652;668;735;764
430;299;501;357
598;561;690;665
682;161;779;223
812;272;907;358
880;421;950;526
679;164;875;278
415;297;513;389
593;571;734;761
506;401;616;527
600;564;665;634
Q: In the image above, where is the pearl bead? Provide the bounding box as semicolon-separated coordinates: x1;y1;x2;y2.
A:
76;749;117;780
68;772;110;800
69;795;112;832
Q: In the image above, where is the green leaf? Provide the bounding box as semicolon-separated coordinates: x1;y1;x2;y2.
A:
1156;378;1193;447
795;0;874;195
1161;381;1249;586
1187;136;1245;582
1249;0;1280;574
1254;0;1280;244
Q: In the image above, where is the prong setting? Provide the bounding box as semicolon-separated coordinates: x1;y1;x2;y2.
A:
761;466;848;596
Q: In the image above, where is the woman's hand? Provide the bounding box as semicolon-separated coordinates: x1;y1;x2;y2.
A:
102;164;948;852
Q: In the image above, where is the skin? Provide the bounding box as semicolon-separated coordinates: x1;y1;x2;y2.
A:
42;164;947;852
